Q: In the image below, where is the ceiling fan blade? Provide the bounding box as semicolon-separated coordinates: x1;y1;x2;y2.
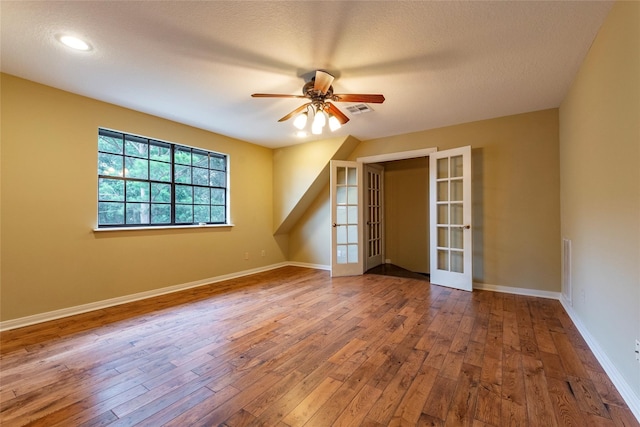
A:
326;103;349;125
251;93;307;99
332;94;385;103
278;103;311;122
313;70;334;95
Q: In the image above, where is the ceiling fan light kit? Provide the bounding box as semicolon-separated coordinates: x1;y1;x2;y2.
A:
252;70;385;137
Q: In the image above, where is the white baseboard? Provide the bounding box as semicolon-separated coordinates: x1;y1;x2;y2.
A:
287;261;331;271
0;262;289;332
473;281;561;300
559;296;640;422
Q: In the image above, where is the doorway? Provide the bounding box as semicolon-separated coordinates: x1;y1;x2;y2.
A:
331;146;472;291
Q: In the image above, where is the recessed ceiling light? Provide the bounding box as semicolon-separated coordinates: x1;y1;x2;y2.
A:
57;35;92;51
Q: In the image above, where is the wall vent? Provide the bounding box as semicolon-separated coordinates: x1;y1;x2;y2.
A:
562;238;572;306
345;104;374;115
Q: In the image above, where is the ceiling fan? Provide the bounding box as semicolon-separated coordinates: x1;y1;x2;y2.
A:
251;70;385;134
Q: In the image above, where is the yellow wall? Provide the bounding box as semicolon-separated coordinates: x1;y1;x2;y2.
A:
559;1;640;399
382;158;430;273
290;108;561;292
0;74;286;321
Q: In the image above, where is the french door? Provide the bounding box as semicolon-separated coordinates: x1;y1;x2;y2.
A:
330;160;363;277
429;146;473;291
364;164;384;271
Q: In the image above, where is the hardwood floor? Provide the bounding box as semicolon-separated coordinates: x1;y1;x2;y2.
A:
1;266;637;426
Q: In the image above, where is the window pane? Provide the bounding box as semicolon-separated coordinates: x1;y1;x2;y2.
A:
211;188;225;205
99;178;124;201
151;183;171;203
437;158;448;179
126;203;150;224
98;133;123;154
125;157;148;179
126;181;150;202
175;165;191;184
194;205;210;223
210;155;226;171
347;225;358;243
347;206;358;224
347;187;357;204
99;152;123;176
125;136;148;158
210;171;226;187
211;206;225;222
451;155;463;178
347;244;358;263
175;147;191;165
347;167;357;185
194;187;210;204
193;167;209;185
175;205;193;223
192;152;208;168
336;206;347;224
337;245;347;264
151;204;171;224
98;202;124;225
175;185;193;203
149;142;170;162
150;160;171;182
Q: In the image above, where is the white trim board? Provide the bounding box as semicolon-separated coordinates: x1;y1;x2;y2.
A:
356;147;437;164
0;262;289;332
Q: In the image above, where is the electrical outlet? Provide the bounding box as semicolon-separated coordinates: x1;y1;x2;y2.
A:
244;252;249;260
261;250;266;257
635;340;640;362
580;289;586;304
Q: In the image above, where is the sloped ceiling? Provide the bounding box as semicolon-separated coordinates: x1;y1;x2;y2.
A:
1;1;613;148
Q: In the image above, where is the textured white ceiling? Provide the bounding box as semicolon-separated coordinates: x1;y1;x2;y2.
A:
1;1;613;148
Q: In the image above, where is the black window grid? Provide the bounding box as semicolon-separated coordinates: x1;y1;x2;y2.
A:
98;129;228;227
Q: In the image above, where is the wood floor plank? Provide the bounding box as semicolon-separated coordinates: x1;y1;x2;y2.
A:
0;266;636;427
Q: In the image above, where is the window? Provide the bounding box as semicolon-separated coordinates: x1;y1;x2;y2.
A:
97;128;228;228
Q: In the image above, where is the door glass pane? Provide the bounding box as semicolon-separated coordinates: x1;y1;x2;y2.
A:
336;206;347;224
451;227;463;249
437;181;448;201
337;245;347;264
437;158;449;179
337;187;347;204
347;244;358;263
438;250;449;270
347;187;358;204
451;203;463;224
451;251;464;273
437;227;448;247
437;204;448;224
347;206;358;224
451;179;463;201
337;226;347;244
337;167;346;185
347;167;357;185
347;225;358;243
451;155;463;178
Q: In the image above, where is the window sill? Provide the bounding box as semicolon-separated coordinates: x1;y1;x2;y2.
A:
93;223;234;232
